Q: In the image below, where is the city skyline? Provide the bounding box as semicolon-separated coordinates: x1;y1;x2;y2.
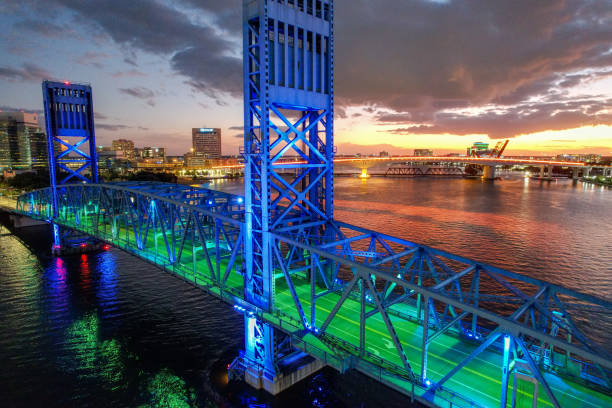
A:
1;0;611;156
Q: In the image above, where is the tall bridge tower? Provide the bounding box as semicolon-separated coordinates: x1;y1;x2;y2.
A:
242;0;334;391
42;81;99;252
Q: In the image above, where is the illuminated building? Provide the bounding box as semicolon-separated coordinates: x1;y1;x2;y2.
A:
111;139;135;159
556;153;601;163
0;112;48;170
467;142;489;156
142;146;166;162
192;128;221;159
414;149;433;156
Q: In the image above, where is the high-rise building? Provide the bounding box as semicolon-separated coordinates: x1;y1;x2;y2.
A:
0;112;48;170
111;139;135;159
414;149;433;157
192;128;221;159
142;146;166;162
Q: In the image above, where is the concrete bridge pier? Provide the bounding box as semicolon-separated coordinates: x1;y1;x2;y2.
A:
572;168;580;180
536;165;553;180
244;352;326;395
482;165;496;180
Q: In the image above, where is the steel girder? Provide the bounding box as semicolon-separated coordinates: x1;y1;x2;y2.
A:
242;0;335;374
42;81;99;249
17;183;246;296
15;183;612;407
270;220;612;407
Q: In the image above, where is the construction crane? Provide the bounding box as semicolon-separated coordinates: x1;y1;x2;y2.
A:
491;140;509;158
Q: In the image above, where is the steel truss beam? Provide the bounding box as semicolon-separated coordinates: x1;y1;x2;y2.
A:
16;183;612;407
269;220;612;407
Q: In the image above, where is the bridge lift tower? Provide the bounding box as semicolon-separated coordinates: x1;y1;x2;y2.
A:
241;0;335;393
42;80;99;253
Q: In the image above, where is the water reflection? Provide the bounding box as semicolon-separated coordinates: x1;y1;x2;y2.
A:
143;368;197;408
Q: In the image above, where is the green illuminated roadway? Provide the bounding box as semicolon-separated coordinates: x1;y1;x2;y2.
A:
23;206;612;408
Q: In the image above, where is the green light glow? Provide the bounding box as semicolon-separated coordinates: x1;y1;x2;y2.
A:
142;368;196;408
64;313;125;388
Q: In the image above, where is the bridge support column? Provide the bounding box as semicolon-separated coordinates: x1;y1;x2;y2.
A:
584;167;591;178
482;165;496;180
548;165;554;178
572;168;580;180
238;316;325;395
235;0;333;396
539;166;545;178
244;353;325;395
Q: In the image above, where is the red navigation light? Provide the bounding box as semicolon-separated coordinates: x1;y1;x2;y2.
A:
64;81;71;86
80;243;87;248
103;244;111;250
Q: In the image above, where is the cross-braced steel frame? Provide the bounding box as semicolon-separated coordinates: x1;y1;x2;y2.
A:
242;0;335;376
42;80;99;249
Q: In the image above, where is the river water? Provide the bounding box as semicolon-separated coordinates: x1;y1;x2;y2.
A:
1;173;611;407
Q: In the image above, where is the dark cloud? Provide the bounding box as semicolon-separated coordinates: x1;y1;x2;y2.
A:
0;63;52;82
112;69;146;78
119;87;156;106
13;19;72;37
0;105;43;114
45;0;241;100
386;98;612;139
4;0;611;139
74;52;110;69
334;0;612;135
96;123;130;131
336;0;611;106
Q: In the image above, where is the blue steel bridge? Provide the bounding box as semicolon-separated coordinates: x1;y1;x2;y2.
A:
14;181;612;408
9;0;612;407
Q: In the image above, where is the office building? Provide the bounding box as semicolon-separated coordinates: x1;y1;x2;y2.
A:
112;139;135;159
0;112;48;170
192;128;221;159
414;149;433;157
142;146;166;162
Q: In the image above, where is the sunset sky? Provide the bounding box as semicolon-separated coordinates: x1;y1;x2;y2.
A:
1;0;611;156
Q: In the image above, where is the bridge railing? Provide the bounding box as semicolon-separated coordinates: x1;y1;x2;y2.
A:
270;220;612;407
16;183;247;298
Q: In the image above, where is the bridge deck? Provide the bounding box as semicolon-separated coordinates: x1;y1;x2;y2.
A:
38;209;612;408
13;183;612;408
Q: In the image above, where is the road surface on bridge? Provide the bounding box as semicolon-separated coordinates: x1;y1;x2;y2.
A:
12;183;612;408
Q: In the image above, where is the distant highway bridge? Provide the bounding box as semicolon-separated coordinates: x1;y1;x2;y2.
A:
205;155;612;180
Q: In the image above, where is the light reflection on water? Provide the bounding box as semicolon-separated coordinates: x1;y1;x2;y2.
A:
1;174;611;407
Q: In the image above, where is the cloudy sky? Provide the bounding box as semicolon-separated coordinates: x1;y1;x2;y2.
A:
1;0;611;156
